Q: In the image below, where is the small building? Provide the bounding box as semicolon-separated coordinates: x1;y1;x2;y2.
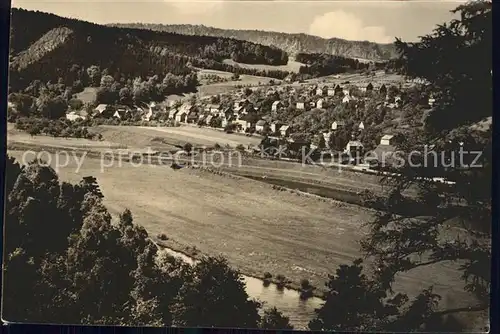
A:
66;111;87;122
270;121;282;133
296;101;305;110
342;89;350;96
316;99;325;109
327;88;336;96
358;122;365;131
234;119;247;131
94;104;110;116
345;140;364;155
175;109;188;123
279;125;291;137
168;108;178;120
380;134;395;146
205;115;214;126
342;95;352;104
186;110;199;124
331;121;345;131
234;99;249;109
271;101;283;112
112;106;131;120
255;120;267;133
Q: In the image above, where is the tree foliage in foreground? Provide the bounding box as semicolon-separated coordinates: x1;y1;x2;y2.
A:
310;2;491;332
2;157;293;330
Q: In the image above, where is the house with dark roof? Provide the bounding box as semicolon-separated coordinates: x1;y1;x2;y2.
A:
271;100;283;112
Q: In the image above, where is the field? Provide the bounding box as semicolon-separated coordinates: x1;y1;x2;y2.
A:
93;124;264;148
7;147;480;315
195;68;281;97
306;70;405;87
222;57;305;73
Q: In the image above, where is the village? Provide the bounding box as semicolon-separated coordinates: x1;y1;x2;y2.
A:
63;77;436;169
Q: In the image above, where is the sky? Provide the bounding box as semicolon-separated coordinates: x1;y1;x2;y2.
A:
12;0;465;43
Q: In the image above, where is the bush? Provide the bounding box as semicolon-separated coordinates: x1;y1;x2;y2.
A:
275;274;287;290
299;279;315;300
263;272;272;287
183;142;193;154
157;233;168;241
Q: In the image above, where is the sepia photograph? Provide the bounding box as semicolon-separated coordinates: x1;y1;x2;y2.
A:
2;0;492;331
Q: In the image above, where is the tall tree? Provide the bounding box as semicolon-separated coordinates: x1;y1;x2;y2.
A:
171;256;261;328
361;0;492;327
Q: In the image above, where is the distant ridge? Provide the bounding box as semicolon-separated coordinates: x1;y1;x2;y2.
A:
109;23;399;61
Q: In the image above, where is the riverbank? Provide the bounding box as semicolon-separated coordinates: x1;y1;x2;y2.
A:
154;236;327;299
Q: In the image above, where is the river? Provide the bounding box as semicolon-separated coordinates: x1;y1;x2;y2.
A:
160;247;324;330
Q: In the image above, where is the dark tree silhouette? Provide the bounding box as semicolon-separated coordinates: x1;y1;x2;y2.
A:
360;0;491;324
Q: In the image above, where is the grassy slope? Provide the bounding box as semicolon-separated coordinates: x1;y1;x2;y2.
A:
75;87;98;104
222;58;305;73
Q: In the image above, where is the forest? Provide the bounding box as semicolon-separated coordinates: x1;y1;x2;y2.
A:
8;9;290;92
295;53;398;77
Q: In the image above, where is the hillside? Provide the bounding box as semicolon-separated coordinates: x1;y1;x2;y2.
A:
8;9;292;92
110;23;398;61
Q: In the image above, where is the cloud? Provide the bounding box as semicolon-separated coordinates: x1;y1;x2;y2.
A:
166;0;225;16
308;10;393;43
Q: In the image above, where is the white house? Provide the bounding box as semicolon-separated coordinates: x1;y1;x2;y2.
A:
94;104;109;115
279;125;291;137
142;102;158;121
66;111;86;122
175;109;188;123
327;88;336;96
331;121;345;131
316;99;324;109
316;88;324;96
255;120;267;133
296;102;305;110
271;101;283;112
234;119;248;131
345;140;364;155
342;89;350;96
342;95;352;104
358;122;365;130
380;134;395;146
270;121;282;133
168;108;178;119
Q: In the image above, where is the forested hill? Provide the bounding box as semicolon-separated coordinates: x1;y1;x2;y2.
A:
8;9;290;91
110;23;398;61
